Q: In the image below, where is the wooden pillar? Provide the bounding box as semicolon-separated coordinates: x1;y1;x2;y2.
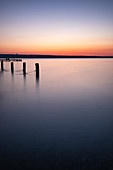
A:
23;62;26;74
35;63;39;78
1;60;4;71
11;62;14;73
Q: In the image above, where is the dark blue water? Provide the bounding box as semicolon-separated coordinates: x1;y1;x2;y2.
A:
0;59;113;169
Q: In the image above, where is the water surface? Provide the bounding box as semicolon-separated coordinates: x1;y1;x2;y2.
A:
0;59;113;169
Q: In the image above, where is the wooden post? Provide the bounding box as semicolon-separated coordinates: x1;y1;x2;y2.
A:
23;62;26;74
11;62;14;73
35;63;39;78
1;60;3;71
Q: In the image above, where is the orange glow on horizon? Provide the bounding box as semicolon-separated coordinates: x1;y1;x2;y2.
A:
0;36;113;56
0;46;113;56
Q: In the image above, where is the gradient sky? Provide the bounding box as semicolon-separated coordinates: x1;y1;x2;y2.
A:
0;0;113;56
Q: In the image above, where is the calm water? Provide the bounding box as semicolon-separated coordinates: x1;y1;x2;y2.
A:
0;59;113;170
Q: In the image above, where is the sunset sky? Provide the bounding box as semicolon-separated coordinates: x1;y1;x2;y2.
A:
0;0;113;56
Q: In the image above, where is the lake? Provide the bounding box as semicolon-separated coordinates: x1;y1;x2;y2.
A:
0;59;113;170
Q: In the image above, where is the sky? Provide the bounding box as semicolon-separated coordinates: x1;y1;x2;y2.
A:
0;0;113;56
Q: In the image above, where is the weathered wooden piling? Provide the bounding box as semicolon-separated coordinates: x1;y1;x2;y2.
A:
35;63;39;78
1;60;4;71
23;62;26;74
11;62;14;73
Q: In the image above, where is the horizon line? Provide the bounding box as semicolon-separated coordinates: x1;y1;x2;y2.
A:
0;54;113;58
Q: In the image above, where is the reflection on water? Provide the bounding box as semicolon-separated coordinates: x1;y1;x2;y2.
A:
0;59;113;170
36;74;39;88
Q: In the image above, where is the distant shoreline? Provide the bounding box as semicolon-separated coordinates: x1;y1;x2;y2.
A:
0;54;113;59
